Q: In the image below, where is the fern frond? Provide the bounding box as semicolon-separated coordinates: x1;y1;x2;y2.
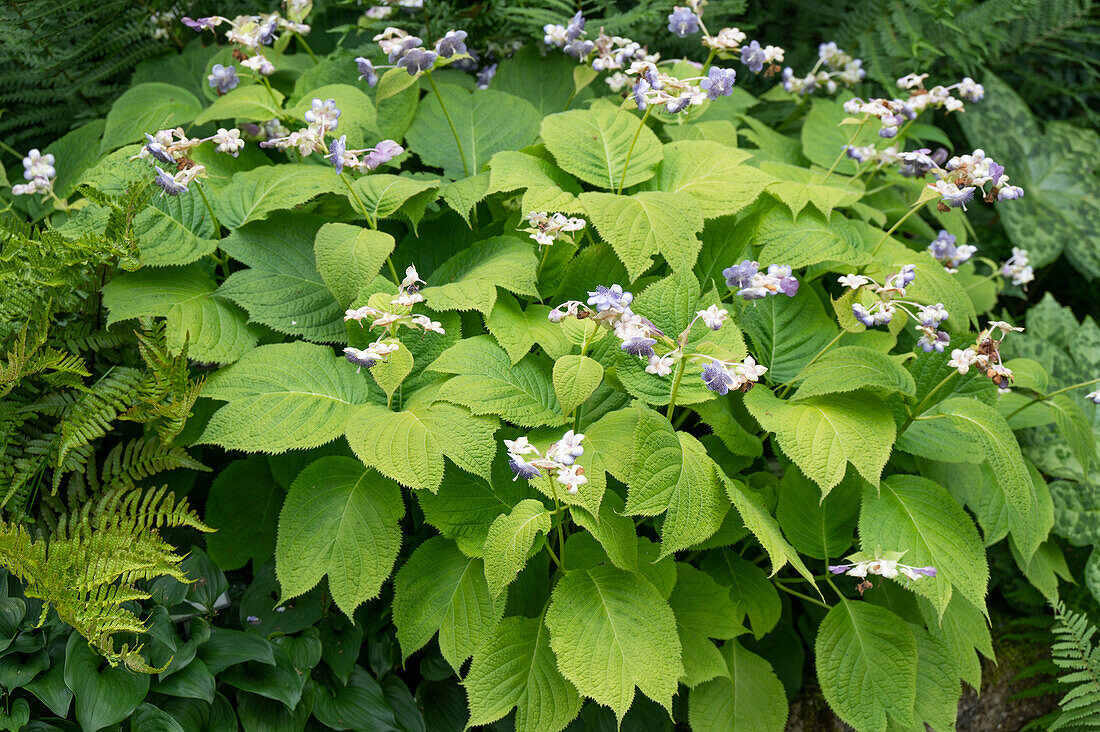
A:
1049;600;1100;730
54;366;144;486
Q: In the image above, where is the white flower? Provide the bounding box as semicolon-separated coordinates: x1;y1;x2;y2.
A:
733;356;767;383
344;305;379;323
866;559;899;579
546;430;585;466
646;354;675;377
897;72;928;89
986;320;1024;334
948;348;978;375
837;273;870;289
504;436;539;456
401;265;424;289
391;292;425;307
696;304;728;331
212;128;245;156
556;464;588;494
242;55;275;76
365;6;393;19
410;314;445;334
1086;390;1100;405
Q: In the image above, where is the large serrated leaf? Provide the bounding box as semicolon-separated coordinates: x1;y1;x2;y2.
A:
541;106;663;191
483;500;552;597
689;641;788;732
579;191;703;280
792;346;916;400
313;223;395;307
213;164;340;229
740;287;837;384
101;83;202;153
194;85;285;125
646;140;771;218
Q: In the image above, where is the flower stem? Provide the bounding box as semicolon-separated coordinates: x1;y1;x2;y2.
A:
775;581;832;610
821;117;867;183
1007;377;1100;420
425;72;469;177
870;199;925;258
294;31;319;63
339;171;378;229
616;106;652;195
666;357;688;421
547;478;568;569
194;180;221;235
898;371;958;436
701;48;717;73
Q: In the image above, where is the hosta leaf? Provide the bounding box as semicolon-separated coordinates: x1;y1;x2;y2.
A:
745;387;894;493
541;106;663;190
287;84;379;147
740;286;837;383
464;615;581;732
430;336;562;427
406;86;540;178
775;468;858;560
545;565;682;722
689;641;788;732
753;205;869;269
101;264;258;364
1051;480;1100;547
553;355;604;417
579;191;703;280
392;537;503;670
275;457;403;616
625;406;729;557
313;223;395;307
200;342;371;452
101;83;202;152
815;601;919;732
859;475;988;618
194;85;285;125
212;164;339;229
345;402;497;492
218;213;345;343
349;174;440;223
205;456;284;571
793;346;916;400
417;463;530;557
420;236;540;315
483;499;552;597
646;140;771;218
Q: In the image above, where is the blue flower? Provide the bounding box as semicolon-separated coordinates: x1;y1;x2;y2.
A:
143;133;175;165
852;303;876;327
355;56;378;87
587;284;633;313
564;39;595;58
723;260;758;289
741;40;766;73
918;331;951;353
343;348;377;369
565;11;586;42
632;79;650;111
397;48;437;75
208;64;240;95
701;362;734;395
928;230;955;259
508;455;541;480
665;94;693;114
153;166;187;195
328;135;347;173
388;36;424;63
700;67;736;100
620;336;656;358
182;16;219;31
667;6;700;37
435;30;467;58
476;63;497;89
364;140;404;170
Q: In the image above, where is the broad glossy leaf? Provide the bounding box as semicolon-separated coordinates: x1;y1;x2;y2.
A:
312;667;397;731
205;456;284;571
64;635;150;732
541;106;663;190
698;550;780;640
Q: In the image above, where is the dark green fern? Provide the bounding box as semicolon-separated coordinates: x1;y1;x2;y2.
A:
1050;600;1100;730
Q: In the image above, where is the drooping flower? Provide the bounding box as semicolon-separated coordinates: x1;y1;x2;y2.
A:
153;166;189;195
143;133;176;165
207;64;240;94
556;464;588;494
355;56;379;87
212;128;244;156
699;66;736;99
434;29;467;58
397;47;437;75
242;55;275;76
697;305;728;331
587;284;633;314
1086;390;1100;405
701;361;735;395
740;40;766;73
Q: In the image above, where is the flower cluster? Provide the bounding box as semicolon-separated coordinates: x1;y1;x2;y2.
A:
328;137;404;175
1000;247;1035;287
11;149;57;198
342;266;444;371
927;230;976;273
842;73;982;141
829;550;936;594
504;433;588;494
628;60;737;113
260;97;340;156
723;259;799;300
947;320;1024;392
182;10;308;75
782;42;864;95
839;267;952;352
544;12;658;73
374;26;467;76
133;127;245;196
663;2;784;77
891;147;1023;210
521;211;586;248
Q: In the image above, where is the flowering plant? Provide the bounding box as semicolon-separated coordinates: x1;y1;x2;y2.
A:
3;3;1098;730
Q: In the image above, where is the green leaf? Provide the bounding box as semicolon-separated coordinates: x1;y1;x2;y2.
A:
625;406;729;557
220;645;304;709
579;191;703;280
485;293;572;364
646;140;771;218
759;161;863;218
493;45;586;115
406;86;540;178
314;223;395;307
775;468;858;560
1048;394;1099;475
64;634;150;732
670;563;745;687
200;342;371;452
545;565;683;723
793;346;916;400
464;615;581;732
345;402;497;492
420;236;539;315
740;286;837;383
860;475;989;618
312;667;397;732
698;550;780;640
393;537;503;671
553;355;604;417
541;106;663;190
376;67;420;101
918;594;993;690
368;343;413;401
721;472;818;585
197;627;275;676
1051;480;1100;547
754;205;869;269
205;456;284;571
101;83;202;152
912;628;962;731
569;491;639;572
815;601;919;732
219;213;345;343
745;387;895;493
101;264;259;364
689;641;788;732
212;164;339;229
194;85;285;125
136;192;218;267
440;172;491;225
349;174;440;222
430;335;562;427
800;98;880;175
483;499;552;597
275;457;403;616
289;84;379;147
487;149;582;198
417;463;530;557
690;398;763;457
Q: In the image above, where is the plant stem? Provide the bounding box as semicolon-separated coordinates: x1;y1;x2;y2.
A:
869;200;925;258
1007;377;1100;420
294;31;319;63
386;257;400;285
775;582;832;610
898;371;957;435
821;117;867;183
194;181;221;235
259;77;283;112
537;244;551;278
778;330;845;396
616;106;652;195
701;48;717;73
666;357;688;421
548;478;568;569
339;171;378;229
425;72;469;177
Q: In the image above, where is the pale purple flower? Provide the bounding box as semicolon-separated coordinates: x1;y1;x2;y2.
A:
918;331;951;353
741;40;766;73
767;264;799;296
343;347;377;369
852;303;876;327
208;64;239;95
388;36;423;63
363;140;404;170
621;336;656;358
328;135;347;173
723;260;758;289
998;185;1024;201
700;67;736;100
356;57;379;87
587;284;633;313
668;7;701;37
435;30;467;58
476;64;497;89
397;48;437;75
143;133;175;165
632;80;650;111
701;361;735;395
182;16;219;31
153;167;187;195
564;11;585;42
1086;390;1100;405
564;39;595;59
508;455;541;480
665;94;693;114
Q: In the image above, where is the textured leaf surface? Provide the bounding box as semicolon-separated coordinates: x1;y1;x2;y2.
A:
580;191;703;280
313;223;395;306
200;342;371;452
698;550;781;640
483;500;552;597
815;601;919;732
553;355;604;417
417;464;529;557
349;174;439;222
486;293;572;364
194;85;285;125
393;537;502;671
464;615;581;732
689;641;788;732
647;140;770;218
754;206;868;269
793;346;915;400
721;473;817;584
760;161;863;218
101;83;202;152
745;387;894;493
741;287;837;383
776;469;858;560
800;98;881;174
276;457;403;616
545;565;682;722
420;237;539;315
212;164;339;228
541;106;663;190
